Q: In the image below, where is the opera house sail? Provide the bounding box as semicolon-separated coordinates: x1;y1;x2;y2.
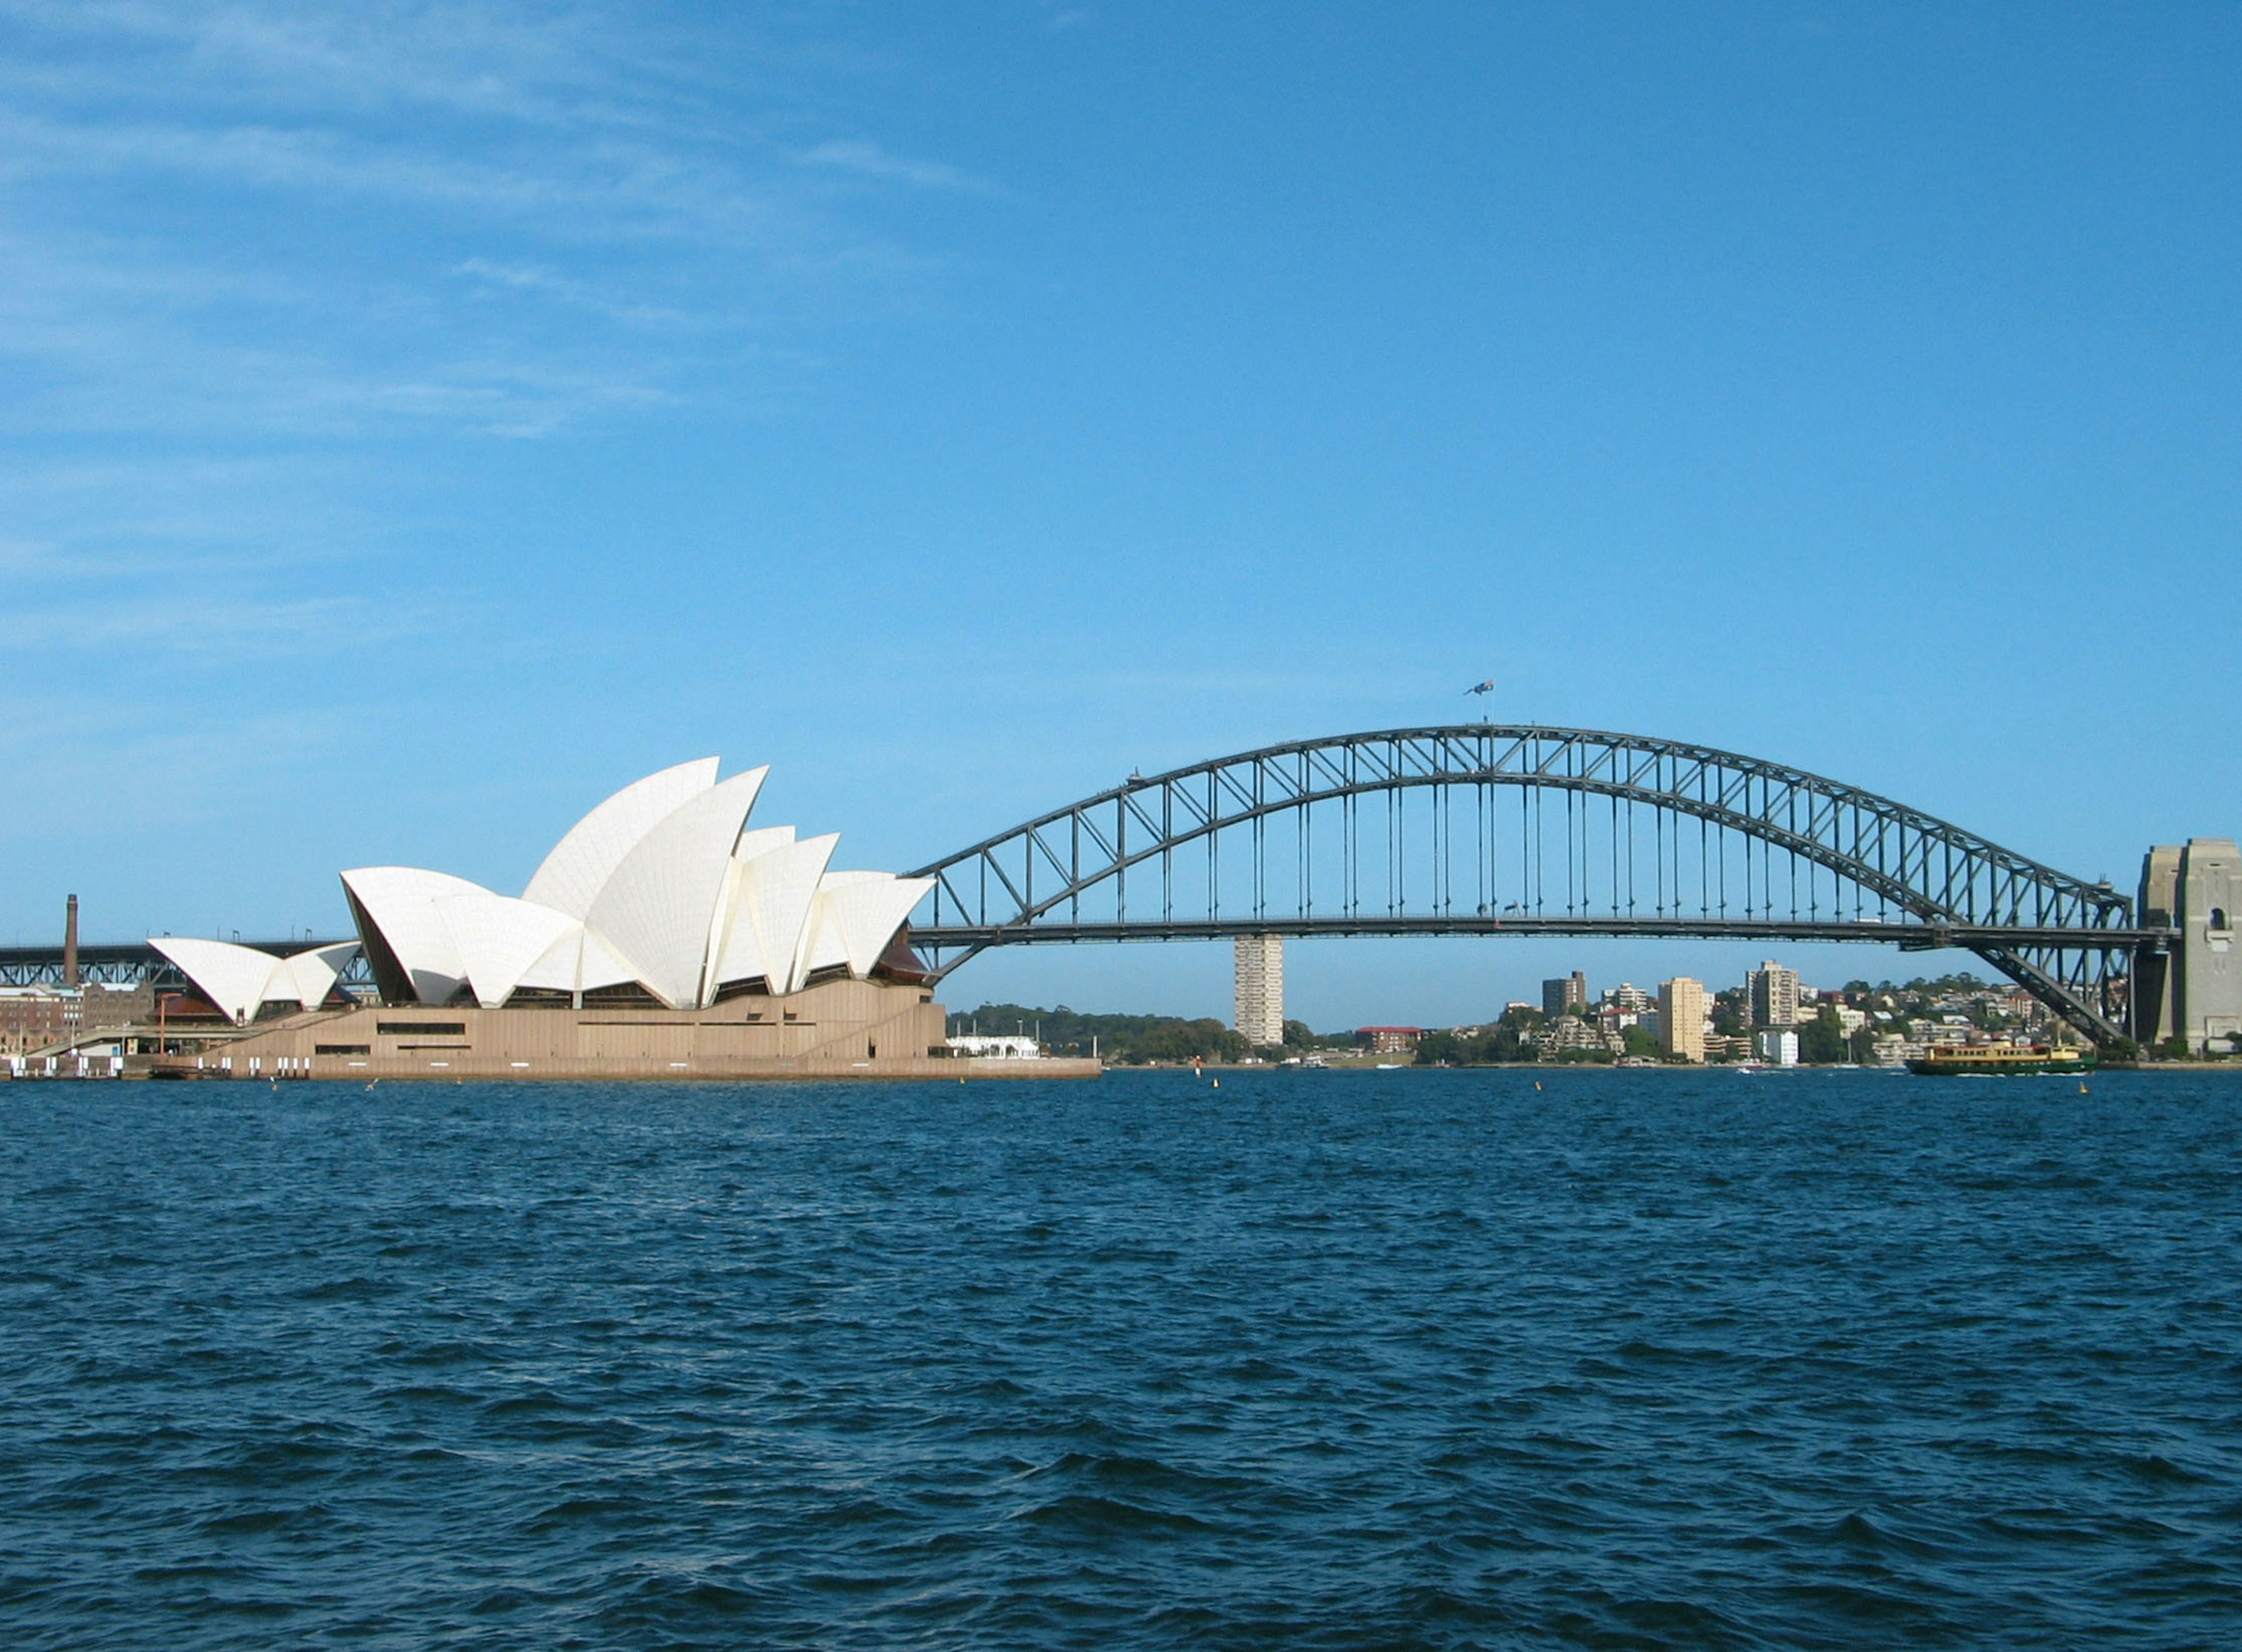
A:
140;759;1054;1080
325;758;927;1012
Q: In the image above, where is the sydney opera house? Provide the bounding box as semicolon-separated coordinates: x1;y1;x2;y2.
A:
144;759;1043;1079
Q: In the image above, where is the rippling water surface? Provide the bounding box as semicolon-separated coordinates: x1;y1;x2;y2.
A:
5;1069;2241;1648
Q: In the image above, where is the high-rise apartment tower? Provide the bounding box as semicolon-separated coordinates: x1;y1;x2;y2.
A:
1658;976;1707;1063
1747;961;1801;1028
1543;971;1588;1018
1233;933;1284;1047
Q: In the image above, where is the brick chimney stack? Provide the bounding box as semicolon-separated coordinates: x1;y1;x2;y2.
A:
64;893;78;989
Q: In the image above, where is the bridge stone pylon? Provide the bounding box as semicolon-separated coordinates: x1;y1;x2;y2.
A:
2133;839;2242;1054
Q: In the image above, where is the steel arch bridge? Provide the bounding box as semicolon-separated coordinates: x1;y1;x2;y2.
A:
906;724;2159;1043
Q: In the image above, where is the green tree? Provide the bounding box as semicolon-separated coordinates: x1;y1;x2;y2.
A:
1799;1005;1848;1065
1414;1030;1464;1065
953;1002;1252;1064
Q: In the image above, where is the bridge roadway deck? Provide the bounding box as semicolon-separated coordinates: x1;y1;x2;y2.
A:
912;918;2171;951
2;920;2174;990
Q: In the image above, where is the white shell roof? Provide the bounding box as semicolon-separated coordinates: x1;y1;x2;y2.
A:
523;757;719;920
583;768;768;1009
702;827;799;999
805;873;937;981
273;942;361;1010
150;937;361;1025
342;759;921;1010
149;937;283;1026
514;926;640;996
434;891;581;1010
341;867;489;1005
803;872;892;974
713;833;835;997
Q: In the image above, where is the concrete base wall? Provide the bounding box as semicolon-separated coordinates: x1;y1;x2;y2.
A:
150;978;1099;1082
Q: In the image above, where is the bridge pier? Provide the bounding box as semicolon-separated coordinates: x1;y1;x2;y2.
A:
2134;840;2241;1054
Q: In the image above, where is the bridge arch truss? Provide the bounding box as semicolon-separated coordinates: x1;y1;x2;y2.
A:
907;725;2150;1043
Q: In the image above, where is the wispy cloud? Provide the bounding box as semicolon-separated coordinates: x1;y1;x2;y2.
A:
0;0;684;126
0;0;1011;883
796;138;992;193
0;1;982;449
450;257;694;328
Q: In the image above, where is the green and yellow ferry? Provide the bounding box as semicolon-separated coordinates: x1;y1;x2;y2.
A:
1906;1042;2097;1077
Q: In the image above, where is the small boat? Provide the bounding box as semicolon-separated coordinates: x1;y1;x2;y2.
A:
1906;1043;2097;1077
147;1061;228;1081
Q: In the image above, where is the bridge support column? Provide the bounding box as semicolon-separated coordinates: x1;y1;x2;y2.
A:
1233;935;1284;1048
2137;839;2242;1054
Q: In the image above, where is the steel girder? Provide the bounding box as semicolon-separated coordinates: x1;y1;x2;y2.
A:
906;725;2144;1042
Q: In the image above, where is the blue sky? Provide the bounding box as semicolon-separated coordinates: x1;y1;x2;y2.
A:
4;2;2237;1028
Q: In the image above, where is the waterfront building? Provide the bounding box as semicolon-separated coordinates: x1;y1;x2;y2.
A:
1536;1016;1622;1059
1233;933;1284;1046
1868;1032;1913;1067
1597;1005;1648;1036
1543;971;1587;1017
126;759;1036;1081
151;758;932;1018
1752;1029;1800;1067
1658;976;1708;1062
1747;961;1802;1027
945;1035;1042;1059
0;988;75;1056
1356;1026;1422;1055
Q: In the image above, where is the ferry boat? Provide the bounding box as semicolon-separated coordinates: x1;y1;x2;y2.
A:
1906;1043;2097;1077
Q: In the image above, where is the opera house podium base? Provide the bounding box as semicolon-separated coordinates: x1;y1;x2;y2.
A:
150;979;1100;1082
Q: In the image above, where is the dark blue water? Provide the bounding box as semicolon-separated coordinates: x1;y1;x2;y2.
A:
4;1071;2240;1648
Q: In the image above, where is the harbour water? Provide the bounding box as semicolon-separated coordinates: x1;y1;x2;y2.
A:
4;1070;2239;1647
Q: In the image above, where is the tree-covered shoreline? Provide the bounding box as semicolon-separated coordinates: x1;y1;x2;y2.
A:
949;1003;1351;1065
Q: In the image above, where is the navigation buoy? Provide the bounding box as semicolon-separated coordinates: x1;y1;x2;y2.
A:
1534;1081;1543;1092
2080;1081;2090;1095
1212;1078;1220;1089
